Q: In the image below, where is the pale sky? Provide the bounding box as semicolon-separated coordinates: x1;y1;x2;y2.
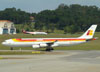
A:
0;0;100;13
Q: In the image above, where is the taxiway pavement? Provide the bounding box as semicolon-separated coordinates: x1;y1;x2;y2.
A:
0;50;100;72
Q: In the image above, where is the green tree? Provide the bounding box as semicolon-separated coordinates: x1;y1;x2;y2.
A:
64;25;79;34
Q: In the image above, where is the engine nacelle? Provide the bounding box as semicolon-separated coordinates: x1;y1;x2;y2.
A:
32;45;40;48
32;44;48;49
39;43;48;47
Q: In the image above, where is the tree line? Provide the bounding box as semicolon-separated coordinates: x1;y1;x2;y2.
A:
0;4;100;33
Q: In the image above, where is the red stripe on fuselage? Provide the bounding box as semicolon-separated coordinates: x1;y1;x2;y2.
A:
15;38;86;42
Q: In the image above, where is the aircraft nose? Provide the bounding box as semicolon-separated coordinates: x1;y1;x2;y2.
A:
2;42;6;45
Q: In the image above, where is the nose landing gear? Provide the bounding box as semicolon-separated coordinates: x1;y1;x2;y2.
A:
10;47;14;50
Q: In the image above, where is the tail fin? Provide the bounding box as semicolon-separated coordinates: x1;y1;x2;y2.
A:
79;25;97;39
22;29;26;33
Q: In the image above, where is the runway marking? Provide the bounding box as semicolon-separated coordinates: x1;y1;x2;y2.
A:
32;51;41;54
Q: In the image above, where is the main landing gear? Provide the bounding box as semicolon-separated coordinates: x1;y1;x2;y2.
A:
46;47;54;51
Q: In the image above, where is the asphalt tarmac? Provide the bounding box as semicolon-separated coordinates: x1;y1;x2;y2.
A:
0;50;100;72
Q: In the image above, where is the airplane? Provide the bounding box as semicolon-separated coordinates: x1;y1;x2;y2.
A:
2;25;97;51
22;29;48;35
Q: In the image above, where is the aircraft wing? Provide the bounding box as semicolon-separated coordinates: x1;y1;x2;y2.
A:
46;40;58;47
32;40;58;50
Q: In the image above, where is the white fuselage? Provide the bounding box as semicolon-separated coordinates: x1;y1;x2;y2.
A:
25;32;47;35
2;38;86;48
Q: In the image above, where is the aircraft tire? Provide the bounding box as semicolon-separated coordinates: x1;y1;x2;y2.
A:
10;47;13;50
46;48;52;51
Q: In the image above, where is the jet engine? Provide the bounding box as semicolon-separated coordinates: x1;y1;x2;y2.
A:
32;44;48;48
32;45;40;48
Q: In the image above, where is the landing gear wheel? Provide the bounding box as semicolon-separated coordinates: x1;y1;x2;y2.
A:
51;48;54;50
46;47;54;51
10;47;13;50
46;48;51;51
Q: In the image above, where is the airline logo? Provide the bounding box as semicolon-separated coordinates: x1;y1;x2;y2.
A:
87;30;93;36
